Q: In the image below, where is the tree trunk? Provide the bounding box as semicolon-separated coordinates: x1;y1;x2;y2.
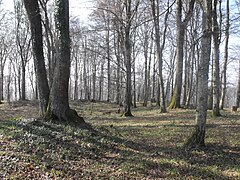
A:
143;47;148;107
99;62;104;101
212;0;221;117
236;60;240;108
106;18;111;102
151;0;168;113
21;63;26;100
169;0;195;109
0;67;3;102
220;0;229;109
24;0;50;115
123;0;138;117
46;0;85;124
74;55;78;100
92;58;96;101
124;24;133;116
83;37;89;101
143;21;149;107
185;0;212;148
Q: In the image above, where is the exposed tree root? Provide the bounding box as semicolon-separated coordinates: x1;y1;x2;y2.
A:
44;108;91;129
184;126;206;150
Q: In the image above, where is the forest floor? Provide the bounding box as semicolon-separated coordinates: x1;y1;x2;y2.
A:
0;100;240;179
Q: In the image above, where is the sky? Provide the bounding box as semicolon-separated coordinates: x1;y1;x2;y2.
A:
0;0;93;21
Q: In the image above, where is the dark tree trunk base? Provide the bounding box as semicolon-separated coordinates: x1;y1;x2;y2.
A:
45;108;90;128
160;107;167;113
121;111;134;117
184;126;206;149
212;110;221;117
168;94;181;109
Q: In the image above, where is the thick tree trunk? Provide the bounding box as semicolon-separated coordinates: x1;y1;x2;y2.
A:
24;0;50;115
185;0;212;148
46;0;85;124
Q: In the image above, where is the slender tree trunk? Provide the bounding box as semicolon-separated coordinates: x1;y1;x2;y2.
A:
236;60;240;108
133;59;137;108
83;37;89;101
92;59;96;101
212;0;221;116
24;0;50;115
143;48;148;107
123;0;138;117
106;18;111;102
151;0;168;112
169;0;195;109
220;0;229;109
0;67;3;102
124;23;133;116
152;53;156;103
21;64;26;100
99;63;104;101
18;66;21;100
185;0;212;148
74;55;78;100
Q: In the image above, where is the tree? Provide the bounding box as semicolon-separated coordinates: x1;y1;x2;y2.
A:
46;0;85;124
212;0;221;117
150;0;170;113
14;0;32;101
24;0;86;124
23;0;50;115
185;0;212;148
122;0;140;116
220;0;229;109
169;0;195;109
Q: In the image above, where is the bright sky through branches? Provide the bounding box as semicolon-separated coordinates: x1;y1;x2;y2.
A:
1;0;92;21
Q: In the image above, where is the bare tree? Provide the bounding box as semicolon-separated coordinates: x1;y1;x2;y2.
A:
45;0;86;124
185;0;212;148
169;0;195;109
220;0;230;109
23;0;50;115
14;0;32;100
151;0;170;112
212;0;221;116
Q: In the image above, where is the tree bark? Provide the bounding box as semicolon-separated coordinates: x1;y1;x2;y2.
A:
151;0;168;113
23;0;50;115
122;0;139;117
169;0;195;109
185;0;212;148
220;0;229;109
212;0;221;117
46;0;85;124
